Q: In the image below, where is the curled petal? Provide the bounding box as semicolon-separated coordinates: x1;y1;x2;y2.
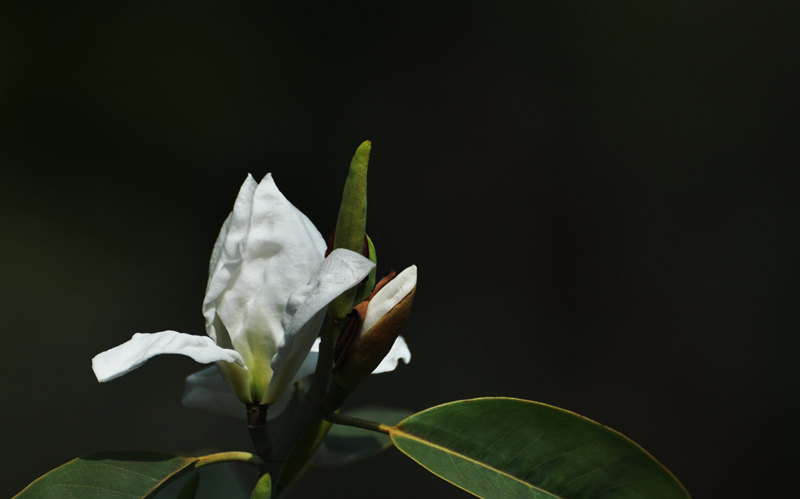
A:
311;336;410;374
373;336;411;373
267;248;374;403
92;331;244;383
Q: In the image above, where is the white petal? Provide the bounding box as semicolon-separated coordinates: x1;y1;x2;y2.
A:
213;174;327;373
266;249;374;403
373;336;411;373
361;265;417;334
92;331;244;383
309;336;410;374
203;175;258;344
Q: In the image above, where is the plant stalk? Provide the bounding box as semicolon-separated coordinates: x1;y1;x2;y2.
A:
323;412;391;435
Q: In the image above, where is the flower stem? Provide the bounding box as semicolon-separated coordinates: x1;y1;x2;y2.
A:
246;403;272;460
323;412;391;435
194;451;264;469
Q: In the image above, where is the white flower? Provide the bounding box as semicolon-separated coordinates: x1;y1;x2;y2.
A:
181;336;412;420
92;173;401;407
181;266;416;420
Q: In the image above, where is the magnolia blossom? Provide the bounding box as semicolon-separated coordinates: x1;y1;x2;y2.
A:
92;173;411;409
182;266;416;419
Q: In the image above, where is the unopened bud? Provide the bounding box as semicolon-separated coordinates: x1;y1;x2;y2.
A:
329;140;371;321
334;265;417;392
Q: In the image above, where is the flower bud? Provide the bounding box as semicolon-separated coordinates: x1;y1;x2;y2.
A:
329;141;371;321
333;265;417;392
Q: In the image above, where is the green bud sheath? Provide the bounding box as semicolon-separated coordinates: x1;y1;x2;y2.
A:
329;140;371;321
334;140;370;254
354;234;378;304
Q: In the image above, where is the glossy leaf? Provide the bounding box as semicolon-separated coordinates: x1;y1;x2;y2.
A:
313;406;413;468
15;452;196;498
388;398;689;499
16;451;260;499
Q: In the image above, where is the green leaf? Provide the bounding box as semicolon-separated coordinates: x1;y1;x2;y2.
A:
388;398;689;499
313;406;413;468
15;451;261;499
15;452;196;498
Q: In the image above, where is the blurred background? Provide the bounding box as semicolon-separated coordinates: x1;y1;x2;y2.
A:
1;2;797;497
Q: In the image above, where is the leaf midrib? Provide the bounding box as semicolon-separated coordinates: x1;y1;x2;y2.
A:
390;426;562;498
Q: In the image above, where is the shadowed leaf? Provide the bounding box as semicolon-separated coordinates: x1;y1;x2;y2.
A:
15;452;196;498
16;451;260;499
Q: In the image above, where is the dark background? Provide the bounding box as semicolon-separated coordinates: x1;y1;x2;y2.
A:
2;2;797;497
